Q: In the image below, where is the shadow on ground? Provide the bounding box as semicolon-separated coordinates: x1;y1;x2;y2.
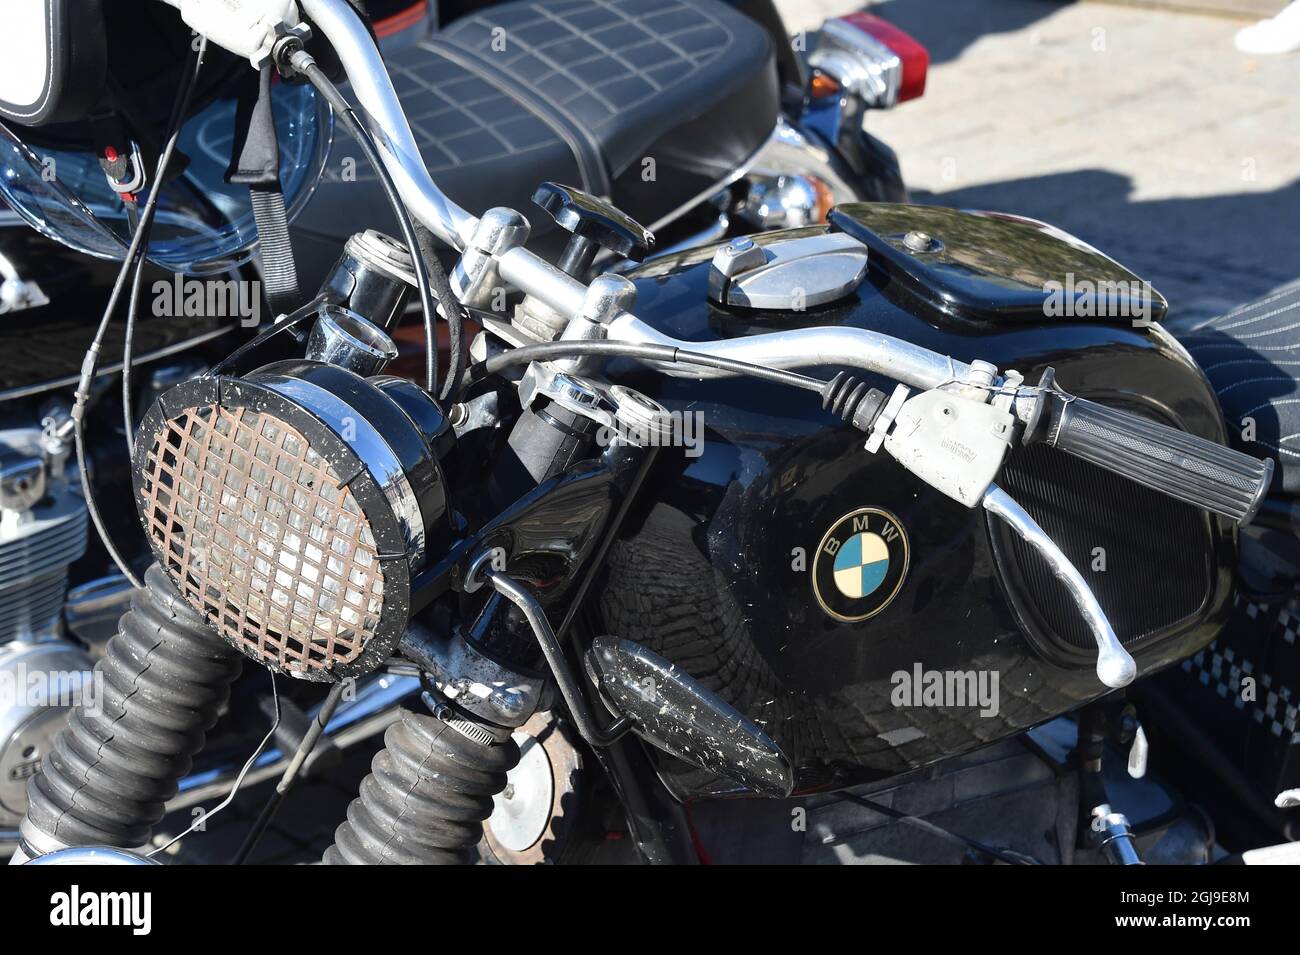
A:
868;0;1073;64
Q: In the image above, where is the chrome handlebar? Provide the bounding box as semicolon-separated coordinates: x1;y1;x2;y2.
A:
299;0;1028;413
300;0;478;250
607;314;975;392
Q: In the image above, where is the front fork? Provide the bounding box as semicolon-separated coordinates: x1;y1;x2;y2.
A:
323;423;663;864
15;422;660;865
324;694;521;865
12;565;244;864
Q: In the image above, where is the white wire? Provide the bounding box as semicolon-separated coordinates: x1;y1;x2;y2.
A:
147;667;281;858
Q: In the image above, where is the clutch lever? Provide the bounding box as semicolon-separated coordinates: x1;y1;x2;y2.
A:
982;485;1135;689
867;383;1135;688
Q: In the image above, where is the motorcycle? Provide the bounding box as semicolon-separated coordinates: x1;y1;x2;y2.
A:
0;0;927;859
1;0;1297;866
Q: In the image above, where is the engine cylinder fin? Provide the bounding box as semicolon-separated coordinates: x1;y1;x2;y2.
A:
0;498;87;641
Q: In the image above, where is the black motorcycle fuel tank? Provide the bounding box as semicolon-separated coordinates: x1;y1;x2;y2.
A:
592;203;1235;796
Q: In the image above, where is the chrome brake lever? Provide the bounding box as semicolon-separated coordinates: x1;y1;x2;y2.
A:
982;485;1136;689
866;387;1134;688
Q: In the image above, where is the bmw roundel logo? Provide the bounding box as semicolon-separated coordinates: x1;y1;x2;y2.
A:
812;507;910;623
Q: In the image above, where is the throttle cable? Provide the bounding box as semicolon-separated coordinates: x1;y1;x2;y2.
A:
291;50;443;396
467;339;828;394
121;39;210;457
75;39;208;591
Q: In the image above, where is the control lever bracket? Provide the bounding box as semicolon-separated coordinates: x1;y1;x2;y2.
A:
878;388;1016;507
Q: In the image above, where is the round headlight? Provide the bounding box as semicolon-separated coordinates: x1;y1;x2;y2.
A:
134;361;449;682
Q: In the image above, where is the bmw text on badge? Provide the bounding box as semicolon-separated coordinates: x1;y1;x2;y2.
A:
813;507;910;623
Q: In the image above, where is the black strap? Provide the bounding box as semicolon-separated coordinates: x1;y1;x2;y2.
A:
227;65;300;315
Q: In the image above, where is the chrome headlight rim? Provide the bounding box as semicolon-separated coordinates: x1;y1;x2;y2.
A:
132;366;450;683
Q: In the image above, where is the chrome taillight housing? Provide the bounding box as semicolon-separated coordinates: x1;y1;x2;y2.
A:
809;13;929;110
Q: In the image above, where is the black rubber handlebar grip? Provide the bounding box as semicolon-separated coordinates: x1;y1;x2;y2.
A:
1043;393;1273;525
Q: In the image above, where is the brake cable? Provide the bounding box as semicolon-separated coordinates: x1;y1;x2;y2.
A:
75;38;208;591
287;45;444;396
148;668;282;859
414;221;470;403
121;38;209;458
466;338;829;394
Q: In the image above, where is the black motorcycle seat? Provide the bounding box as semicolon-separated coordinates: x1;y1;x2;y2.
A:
293;0;777;273
1180;281;1300;498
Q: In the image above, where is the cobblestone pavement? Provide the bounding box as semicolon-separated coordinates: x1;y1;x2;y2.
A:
786;0;1300;329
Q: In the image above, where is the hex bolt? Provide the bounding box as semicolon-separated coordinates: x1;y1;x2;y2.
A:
903;230;936;253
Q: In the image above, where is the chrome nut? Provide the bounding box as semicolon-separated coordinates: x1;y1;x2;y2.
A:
579;273;637;326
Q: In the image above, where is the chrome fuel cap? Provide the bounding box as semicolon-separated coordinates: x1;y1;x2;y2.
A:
708;231;869;310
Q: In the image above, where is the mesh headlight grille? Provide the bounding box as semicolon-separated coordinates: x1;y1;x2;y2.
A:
139;403;386;677
135;364;450;683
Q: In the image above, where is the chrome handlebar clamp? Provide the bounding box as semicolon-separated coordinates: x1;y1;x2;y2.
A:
451;208;530;309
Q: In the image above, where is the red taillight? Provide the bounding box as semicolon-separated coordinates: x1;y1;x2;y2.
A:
839;12;929;103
